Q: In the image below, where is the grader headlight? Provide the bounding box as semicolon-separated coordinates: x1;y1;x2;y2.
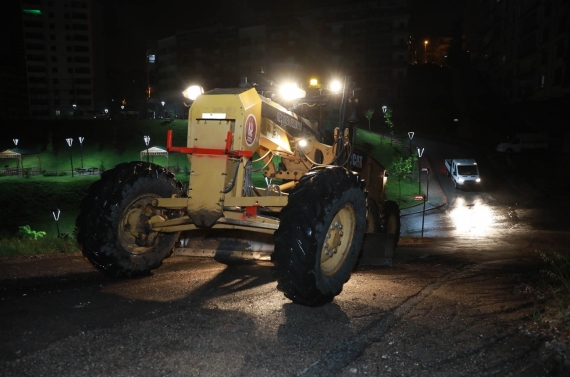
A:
279;83;306;101
182;85;204;101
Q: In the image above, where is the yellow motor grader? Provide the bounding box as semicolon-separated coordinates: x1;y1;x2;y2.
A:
76;82;400;306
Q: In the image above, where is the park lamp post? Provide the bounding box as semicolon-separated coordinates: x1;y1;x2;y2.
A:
52;209;60;237
420;167;430;238
66;138;74;177
78;136;84;168
144;135;150;163
421;167;430;203
161;101;165;118
381;106;388;144
408;132;414;156
417;147;424;194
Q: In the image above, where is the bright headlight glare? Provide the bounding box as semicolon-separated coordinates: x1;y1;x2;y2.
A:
298;139;308;148
182;85;204;100
476;178;481;182
330;80;342;93
458;178;464;183
280;83;305;101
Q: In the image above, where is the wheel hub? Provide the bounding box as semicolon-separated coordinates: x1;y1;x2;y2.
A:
320;204;356;276
118;194;161;254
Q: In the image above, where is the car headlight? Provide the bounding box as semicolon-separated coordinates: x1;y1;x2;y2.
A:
458;178;464;183
476;178;481;182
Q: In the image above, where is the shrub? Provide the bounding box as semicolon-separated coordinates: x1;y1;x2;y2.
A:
17;225;46;240
538;249;570;327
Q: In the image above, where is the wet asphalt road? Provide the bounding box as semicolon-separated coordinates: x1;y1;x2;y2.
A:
2;140;570;376
1;229;570;376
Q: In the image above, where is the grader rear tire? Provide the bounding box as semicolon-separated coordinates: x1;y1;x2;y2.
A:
76;162;183;277
272;167;366;307
380;200;401;251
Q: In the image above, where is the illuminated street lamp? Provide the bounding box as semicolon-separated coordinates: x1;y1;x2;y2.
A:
144;135;150;164
66;138;74;177
424;40;428;63
161;101;165;118
52;209;61;237
381;105;390;144
417;147;424;194
78;136;84;168
408;131;414;156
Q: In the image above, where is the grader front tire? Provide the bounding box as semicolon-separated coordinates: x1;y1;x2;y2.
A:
272;167;366;307
76;162;183;277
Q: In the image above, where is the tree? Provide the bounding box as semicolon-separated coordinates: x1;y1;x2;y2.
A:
364;108;374;131
389;155;414;200
384;108;395;145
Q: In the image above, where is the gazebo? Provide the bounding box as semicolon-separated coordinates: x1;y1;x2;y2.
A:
0;148;42;176
140;146;169;166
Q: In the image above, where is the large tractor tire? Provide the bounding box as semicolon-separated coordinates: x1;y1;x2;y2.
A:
379;200;401;251
76;162;183;277
272;167;366;307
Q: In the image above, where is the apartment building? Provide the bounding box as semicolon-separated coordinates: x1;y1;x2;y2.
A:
18;0;105;119
463;0;569;132
147;0;411;121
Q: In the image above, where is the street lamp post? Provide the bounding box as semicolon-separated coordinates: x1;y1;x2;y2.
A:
422;167;430;203
420;167;430;238
424;40;428;63
13;139;20;170
417;147;424;194
144;135;150;164
381;106;387;145
161;101;165;118
66;138;74;177
52;209;61;237
78;136;84;168
408;131;414;156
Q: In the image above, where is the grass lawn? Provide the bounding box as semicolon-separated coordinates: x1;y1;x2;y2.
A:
354;128;422;209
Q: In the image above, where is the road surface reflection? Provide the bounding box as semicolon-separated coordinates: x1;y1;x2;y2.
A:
448;197;494;236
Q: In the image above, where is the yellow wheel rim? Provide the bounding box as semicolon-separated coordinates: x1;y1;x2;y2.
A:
118;194;159;255
320;204;356;277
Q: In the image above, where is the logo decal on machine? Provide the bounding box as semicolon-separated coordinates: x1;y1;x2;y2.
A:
244;114;257;147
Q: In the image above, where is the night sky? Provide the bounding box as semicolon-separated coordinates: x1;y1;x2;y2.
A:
100;0;463;73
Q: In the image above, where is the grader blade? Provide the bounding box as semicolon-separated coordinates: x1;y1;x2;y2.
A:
174;229;274;262
174;229;395;266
